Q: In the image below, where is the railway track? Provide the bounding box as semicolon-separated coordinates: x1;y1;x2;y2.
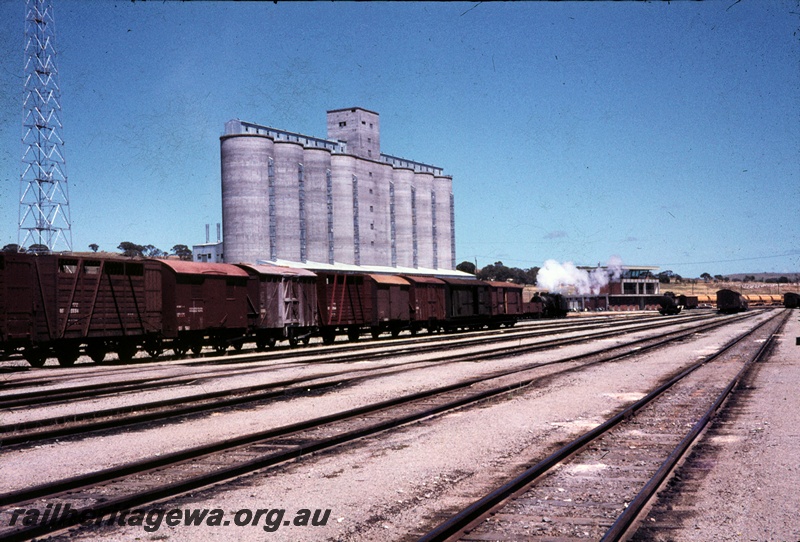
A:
0;311;766;540
416;308;788;542
0;312;698;371
2;312;732;448
0;311;717;409
0;314;657;387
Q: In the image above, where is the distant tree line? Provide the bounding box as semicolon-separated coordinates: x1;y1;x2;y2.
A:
656;270;683;284
0;242;193;261
457;261;539;284
697;272;796;284
117;242;193;261
451;263;798;286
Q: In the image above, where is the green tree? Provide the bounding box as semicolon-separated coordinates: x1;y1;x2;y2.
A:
657;271;674;284
478;261;511;282
118;241;145;258
456;261;476;275
475;262;539;284
524;267;539;284
89;243;99;252
28;243;49;254
143;245;167;258
700;272;712;282
171;244;193;261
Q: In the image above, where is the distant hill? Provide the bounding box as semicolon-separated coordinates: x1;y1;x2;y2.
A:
725;272;800;282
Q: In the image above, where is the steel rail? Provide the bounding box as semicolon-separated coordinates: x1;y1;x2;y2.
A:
0;313;680;405
2;312;740;447
0;314;763;541
416;309;785;542
600;309;790;541
0;312;713;413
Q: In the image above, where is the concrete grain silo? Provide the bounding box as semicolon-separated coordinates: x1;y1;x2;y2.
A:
413;171;434;269
372;161;393;267
220;133;273;264
353;160;392;267
330;153;357;265
273;140;304;262
219;111;454;269
303;146;333;263
392;167;415;268
434;175;454;269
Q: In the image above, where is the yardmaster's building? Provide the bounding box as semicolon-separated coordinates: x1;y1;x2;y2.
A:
220;108;455;270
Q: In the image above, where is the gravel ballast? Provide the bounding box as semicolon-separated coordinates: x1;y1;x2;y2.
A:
3;311;797;541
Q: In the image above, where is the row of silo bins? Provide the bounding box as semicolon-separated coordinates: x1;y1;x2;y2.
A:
221;127;454;269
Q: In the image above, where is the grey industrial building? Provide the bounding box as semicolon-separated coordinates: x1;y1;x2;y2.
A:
220;108;455;270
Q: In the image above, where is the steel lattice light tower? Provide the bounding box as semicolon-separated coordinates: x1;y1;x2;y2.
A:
18;0;72;253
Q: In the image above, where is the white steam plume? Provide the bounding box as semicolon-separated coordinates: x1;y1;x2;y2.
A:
536;256;624;295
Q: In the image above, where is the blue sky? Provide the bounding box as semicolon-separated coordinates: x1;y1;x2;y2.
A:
0;1;797;277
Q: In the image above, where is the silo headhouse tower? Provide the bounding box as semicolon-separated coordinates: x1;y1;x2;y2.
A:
220;108;455;270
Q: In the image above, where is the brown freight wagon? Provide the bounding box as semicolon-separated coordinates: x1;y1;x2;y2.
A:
158;260;250;355
315;272;411;343
716;289;748;313
0;253;162;366
784;292;800;308
485;281;524;327
439;277;491;330
316;272;371;343
403;275;447;334
0;252;37;360
368;274;411;338
522;294;545;318
237;264;318;348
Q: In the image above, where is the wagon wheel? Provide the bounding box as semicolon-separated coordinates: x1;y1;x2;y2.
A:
56;344;80;367
301;336;310;346
391;328;401;338
321;329;336;346
347;327;360;342
190;342;204;355
288;337;298;348
371;329;381;340
232;341;244;352
24;346;48;368
116;343;137;363
256;337;276;350
172;342;187;357
144;338;163;359
86;343;107;364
